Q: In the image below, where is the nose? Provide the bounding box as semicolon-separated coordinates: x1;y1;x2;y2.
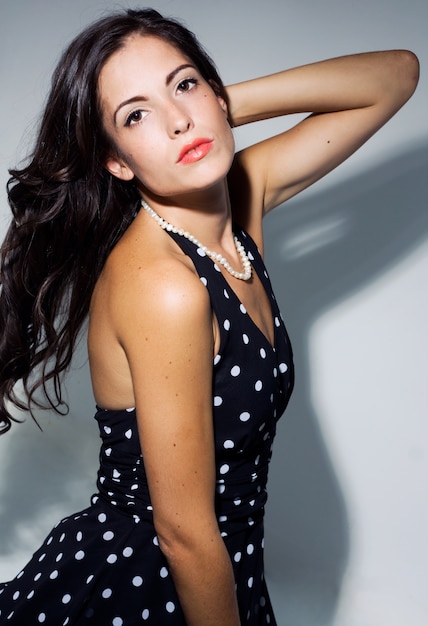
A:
166;102;193;137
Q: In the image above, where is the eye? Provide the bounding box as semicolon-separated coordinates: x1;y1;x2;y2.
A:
124;109;148;127
176;77;198;94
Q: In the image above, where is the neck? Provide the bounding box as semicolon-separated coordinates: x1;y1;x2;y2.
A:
139;180;233;247
140;197;252;281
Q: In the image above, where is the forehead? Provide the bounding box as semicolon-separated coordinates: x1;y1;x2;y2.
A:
98;34;192;101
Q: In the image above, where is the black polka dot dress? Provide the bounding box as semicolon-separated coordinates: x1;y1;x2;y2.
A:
0;227;294;625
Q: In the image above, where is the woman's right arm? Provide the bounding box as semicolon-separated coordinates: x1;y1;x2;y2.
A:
111;256;241;626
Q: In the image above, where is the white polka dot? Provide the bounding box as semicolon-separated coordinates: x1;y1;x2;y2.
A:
132;576;143;587
279;362;288;373
231;365;240;377
38;553;46;562
234;552;242;562
38;614;46;623
103;531;114;541
213;354;221;366
247;543;255;555
197;247;206;257
75;550;85;560
275;316;280;327
34;572;42;581
112;618;123;626
217;484;225;494
153;536;159;547
240;304;247;314
98;513;107;523
166;602;175;613
160;567;168;578
239;411;250;422
13;591;20;600
113;469;121;478
242;333;250;344
27;590;35;599
46;537;53;546
223;289;230;299
255;380;263;391
49;570;59;580
234;497;241;506
86;575;94;584
260;348;267;359
219;515;227;522
223;319;231;331
105;448;112;457
123;547;133;558
219;464;229;475
260;596;266;607
248;577;254;588
223;439;234;449
102;588;113;599
214;396;223;407
107;554;117;564
200;277;207;286
125;429;132;439
104;426;111;434
62;594;72;604
273;367;278;378
59;533;66;543
142;609;150;620
76;531;83;542
213;263;221;273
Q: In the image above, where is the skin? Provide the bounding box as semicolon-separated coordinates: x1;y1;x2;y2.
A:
88;34;419;626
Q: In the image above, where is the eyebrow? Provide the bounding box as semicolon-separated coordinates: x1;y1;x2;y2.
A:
113;63;196;125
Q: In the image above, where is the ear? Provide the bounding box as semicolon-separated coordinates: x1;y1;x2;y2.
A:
208;79;231;124
217;95;228;115
104;154;134;181
209;80;227;109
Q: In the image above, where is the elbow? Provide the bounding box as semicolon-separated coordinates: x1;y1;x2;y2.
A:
153;513;219;565
395;49;420;102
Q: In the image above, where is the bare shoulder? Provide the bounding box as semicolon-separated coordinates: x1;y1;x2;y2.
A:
88;216;214;409
94;222;212;346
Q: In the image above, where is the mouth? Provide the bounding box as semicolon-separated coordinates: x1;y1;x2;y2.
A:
177;139;213;164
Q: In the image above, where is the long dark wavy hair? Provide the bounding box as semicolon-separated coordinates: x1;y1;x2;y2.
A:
0;8;226;434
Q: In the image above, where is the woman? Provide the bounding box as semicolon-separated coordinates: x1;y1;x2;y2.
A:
0;8;418;626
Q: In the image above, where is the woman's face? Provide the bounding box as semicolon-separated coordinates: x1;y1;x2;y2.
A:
99;34;235;202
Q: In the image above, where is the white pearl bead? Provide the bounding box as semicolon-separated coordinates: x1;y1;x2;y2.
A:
140;198;252;281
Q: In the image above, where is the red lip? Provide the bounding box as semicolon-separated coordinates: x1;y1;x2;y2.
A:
177;138;213;164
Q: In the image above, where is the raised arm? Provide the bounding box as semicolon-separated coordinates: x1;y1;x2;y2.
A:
226;50;419;233
113;258;240;626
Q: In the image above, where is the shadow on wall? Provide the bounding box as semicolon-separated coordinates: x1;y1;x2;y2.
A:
0;143;427;620
263;142;428;625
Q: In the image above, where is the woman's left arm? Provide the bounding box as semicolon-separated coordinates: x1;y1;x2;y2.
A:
226;50;419;216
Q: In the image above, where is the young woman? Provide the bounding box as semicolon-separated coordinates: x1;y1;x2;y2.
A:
0;8;418;626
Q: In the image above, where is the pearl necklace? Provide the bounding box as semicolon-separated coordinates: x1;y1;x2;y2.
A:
141;198;252;281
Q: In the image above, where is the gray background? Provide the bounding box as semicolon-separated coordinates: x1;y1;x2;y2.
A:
0;1;427;624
